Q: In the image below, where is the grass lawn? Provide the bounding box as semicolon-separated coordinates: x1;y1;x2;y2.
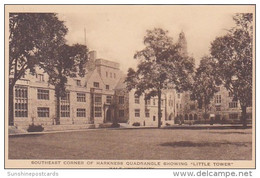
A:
8;128;252;160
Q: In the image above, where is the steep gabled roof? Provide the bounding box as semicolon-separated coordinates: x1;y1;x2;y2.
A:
115;75;127;90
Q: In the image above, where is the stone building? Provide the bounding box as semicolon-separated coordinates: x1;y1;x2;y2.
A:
12;50;123;126
175;86;252;124
12;50;177;127
114;78;176;126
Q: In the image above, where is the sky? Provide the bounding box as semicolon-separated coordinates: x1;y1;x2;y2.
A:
49;5;255;73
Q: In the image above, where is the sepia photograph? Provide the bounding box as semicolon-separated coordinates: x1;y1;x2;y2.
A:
5;4;255;169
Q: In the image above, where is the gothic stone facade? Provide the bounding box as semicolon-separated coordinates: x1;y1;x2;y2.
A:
12;51;176;127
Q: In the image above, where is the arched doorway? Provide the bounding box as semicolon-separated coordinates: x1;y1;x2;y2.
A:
168;113;173;121
189;114;193;120
194;114;198;120
106;108;111;122
216;114;221;122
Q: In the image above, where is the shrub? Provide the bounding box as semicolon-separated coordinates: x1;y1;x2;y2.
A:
111;123;120;128
132;122;140;126
27;124;44;132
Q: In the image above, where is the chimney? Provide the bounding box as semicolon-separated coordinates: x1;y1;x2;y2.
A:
89;50;97;61
87;50;97;71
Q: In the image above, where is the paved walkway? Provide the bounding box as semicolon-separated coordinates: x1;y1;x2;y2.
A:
9;123;252;136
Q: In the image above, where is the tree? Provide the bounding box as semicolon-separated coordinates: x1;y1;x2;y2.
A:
40;44;88;124
210;13;253;127
9;13;68;125
125;28;194;128
190;56;221;122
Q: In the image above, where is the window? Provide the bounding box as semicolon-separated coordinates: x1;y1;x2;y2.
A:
14;86;28;117
216;105;221;111
145;110;150;118
176;103;179;109
76;80;81;86
177;93;180;99
119;110;124;117
94;82;99;88
37;89;49;100
110;72;112;78
94;94;102;105
37;107;49;117
61;92;70;117
106;85;109;90
229;102;238;108
145;99;150;105
153;116;156;121
106;72;108;77
114;73;116;78
180;104;182;109
135;109;140;117
134;95;140;104
77;93;86;102
228;92;232;97
36;74;44;82
215;95;221;104
77;108;86;117
229;113;239;120
106;95;112;104
119;96;124;104
94;107;102;117
153;99;156;105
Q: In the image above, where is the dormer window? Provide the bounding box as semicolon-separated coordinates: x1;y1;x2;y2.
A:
36;74;44;82
94;82;99;88
76;80;81;86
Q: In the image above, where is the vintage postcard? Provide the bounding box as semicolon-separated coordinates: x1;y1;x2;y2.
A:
5;4;255;169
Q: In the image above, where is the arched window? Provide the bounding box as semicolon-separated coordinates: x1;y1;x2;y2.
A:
189;114;193;120
185;114;188;120
194;114;198;120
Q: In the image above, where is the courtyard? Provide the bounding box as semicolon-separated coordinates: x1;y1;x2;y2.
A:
8;128;252;160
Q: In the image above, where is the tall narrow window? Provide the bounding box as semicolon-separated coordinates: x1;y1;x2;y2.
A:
215;95;222;104
145;109;150;118
94;107;102;117
134;95;140;104
61;92;70;117
94;94;102;105
94;94;102;117
119;96;124;104
14;86;28;117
